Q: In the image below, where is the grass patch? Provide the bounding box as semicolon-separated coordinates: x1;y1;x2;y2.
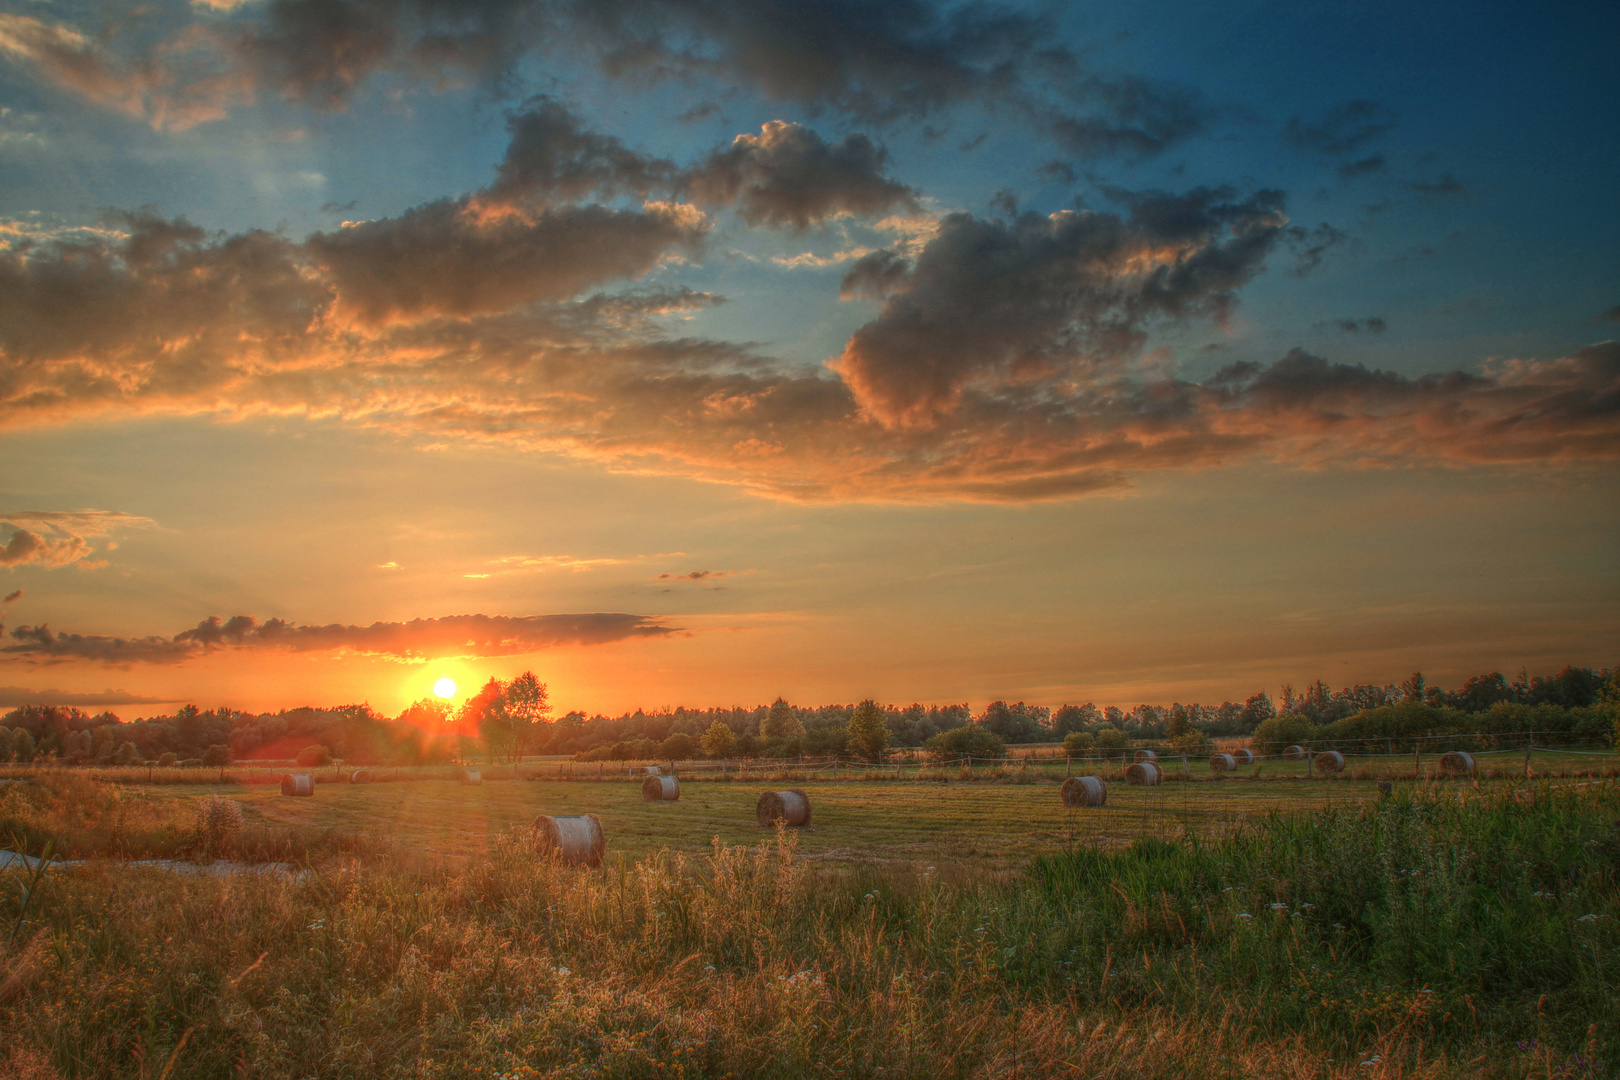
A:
0;776;1613;1077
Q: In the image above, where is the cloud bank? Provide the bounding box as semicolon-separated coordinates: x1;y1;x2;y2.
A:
3;612;678;665
0;511;153;570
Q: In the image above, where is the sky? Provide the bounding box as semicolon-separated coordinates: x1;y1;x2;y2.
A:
0;0;1616;718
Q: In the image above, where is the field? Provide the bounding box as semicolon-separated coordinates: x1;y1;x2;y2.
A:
0;764;1616;1078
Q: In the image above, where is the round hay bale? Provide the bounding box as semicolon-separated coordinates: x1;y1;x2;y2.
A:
1233;748;1255;765
1283;745;1307;761
756;789;812;827
280;773;313;797
1060;776;1107;807
461;769;483;785
1209;753;1236;774
1314;750;1346;774
642;775;680;801
532;813;607;867
1439;751;1476;776
349;768;372;784
1125;761;1162;786
1133;749;1158;763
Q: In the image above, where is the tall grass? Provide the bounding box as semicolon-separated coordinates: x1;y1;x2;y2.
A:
0;778;1613;1078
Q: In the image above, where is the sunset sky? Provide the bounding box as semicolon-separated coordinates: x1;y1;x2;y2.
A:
1;0;1616;717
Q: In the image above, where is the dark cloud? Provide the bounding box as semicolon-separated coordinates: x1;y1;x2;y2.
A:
1410;172;1466;197
320;199;359;213
0;686;173;707
833;187;1290;425
309;197;707;324
684;121;917;229
1317;317;1387;334
1284;100;1395;156
677;101;720;123
1037;160;1077;185
1045;75;1208;159
1337;155;1385;179
1600;306;1620;323
487;97;677;207
3;590;21;606
655;570;735;581
3;611;678;666
1283;222;1347;276
838;250;912;301
3;2;1208;160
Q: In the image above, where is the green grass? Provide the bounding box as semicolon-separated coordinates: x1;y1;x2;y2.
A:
1;772;1615;1078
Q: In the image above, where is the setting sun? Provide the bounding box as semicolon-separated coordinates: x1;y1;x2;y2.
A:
433;677;457;699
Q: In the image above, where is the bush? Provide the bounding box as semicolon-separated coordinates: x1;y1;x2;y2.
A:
659;732;698;760
1093;726;1127;750
1062;731;1095;752
925;724;1006;759
700;721;736;758
295;744;333;767
1253;713;1318;753
201;744;232;767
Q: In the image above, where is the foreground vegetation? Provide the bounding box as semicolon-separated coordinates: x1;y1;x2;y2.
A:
0;773;1614;1078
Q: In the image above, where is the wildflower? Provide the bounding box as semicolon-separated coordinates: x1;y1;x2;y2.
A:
1578;913;1599;922
1269;902;1287;911
1236;912;1253;919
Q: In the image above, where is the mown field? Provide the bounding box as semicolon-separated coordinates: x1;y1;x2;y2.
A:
0;768;1615;1078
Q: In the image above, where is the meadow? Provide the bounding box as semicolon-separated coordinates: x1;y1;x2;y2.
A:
0;763;1615;1078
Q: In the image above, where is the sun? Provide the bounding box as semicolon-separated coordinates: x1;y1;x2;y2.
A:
433;677;457;699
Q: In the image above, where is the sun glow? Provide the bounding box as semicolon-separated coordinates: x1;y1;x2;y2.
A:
433;677;457;699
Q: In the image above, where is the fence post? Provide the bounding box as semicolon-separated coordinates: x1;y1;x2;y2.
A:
1065;755;1071;778
1525;727;1534;779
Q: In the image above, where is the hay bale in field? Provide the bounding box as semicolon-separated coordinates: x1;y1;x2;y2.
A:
756;789;812;827
1133;749;1158;763
532;813;607;867
280;773;313;797
1314;750;1345;774
1233;749;1255;765
461;769;482;785
1125;761;1162;786
1060;776;1107;807
349;768;372;784
1439;751;1476;777
1209;753;1236;774
642;775;680;801
1283;745;1307;761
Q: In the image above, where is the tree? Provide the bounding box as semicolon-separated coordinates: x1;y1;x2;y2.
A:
700;720;736;758
1239;692;1275;729
847;700;889;761
501;672;551;760
659;732;698;760
202;744;232;767
1062;731;1095;753
760;697;804;740
296;744;333;766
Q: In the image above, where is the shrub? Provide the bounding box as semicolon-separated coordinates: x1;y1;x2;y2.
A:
1062;731;1095;752
925;724;1006;759
1253;713;1317;753
1093;726;1127;750
201;744;232;767
157;752;179;767
295;744;333;767
659;732;698;760
194;796;244;856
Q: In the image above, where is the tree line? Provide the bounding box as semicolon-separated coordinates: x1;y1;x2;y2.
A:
0;665;1612;767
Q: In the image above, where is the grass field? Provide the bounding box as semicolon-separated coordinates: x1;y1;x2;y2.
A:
1;769;1616;1078
9;760;1614;869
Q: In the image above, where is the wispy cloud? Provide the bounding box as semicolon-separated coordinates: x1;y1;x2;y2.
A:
0;510;153;571
3;612;679;666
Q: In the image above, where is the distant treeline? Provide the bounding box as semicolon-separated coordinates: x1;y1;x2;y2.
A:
0;665;1613;767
